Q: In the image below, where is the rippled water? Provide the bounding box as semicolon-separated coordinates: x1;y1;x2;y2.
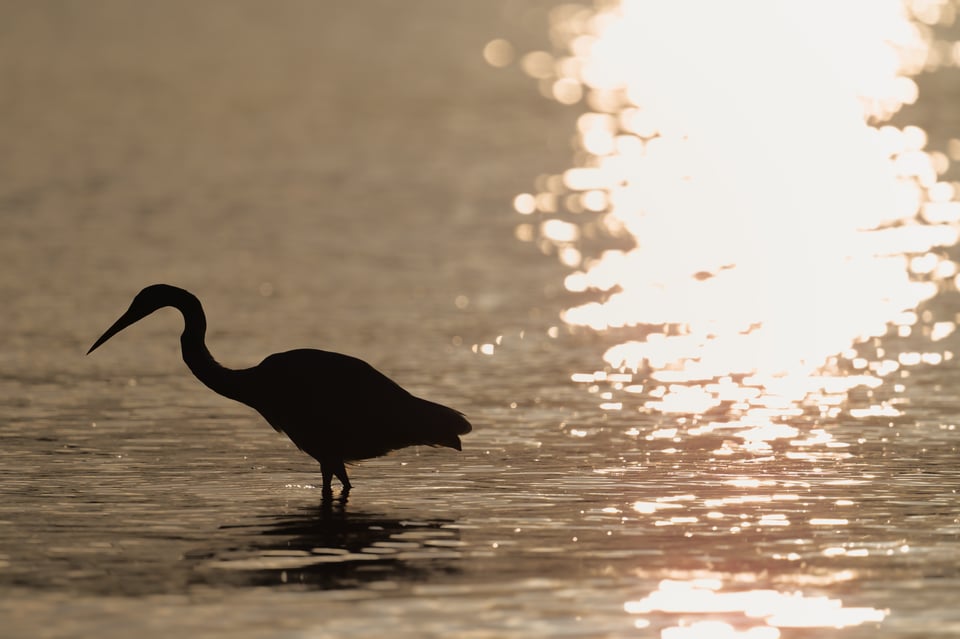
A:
3;2;960;638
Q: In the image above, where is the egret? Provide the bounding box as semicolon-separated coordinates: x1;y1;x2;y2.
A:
87;284;472;494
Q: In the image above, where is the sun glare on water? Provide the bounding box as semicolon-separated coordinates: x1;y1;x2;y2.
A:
487;2;960;634
498;0;960;419
625;577;886;637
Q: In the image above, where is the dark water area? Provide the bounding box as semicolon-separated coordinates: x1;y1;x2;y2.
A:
3;2;960;638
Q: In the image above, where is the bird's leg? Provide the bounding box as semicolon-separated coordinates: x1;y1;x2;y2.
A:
320;463;335;497
333;460;351;493
320;459;351;495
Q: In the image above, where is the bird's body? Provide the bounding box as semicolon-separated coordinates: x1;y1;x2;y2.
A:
87;284;471;494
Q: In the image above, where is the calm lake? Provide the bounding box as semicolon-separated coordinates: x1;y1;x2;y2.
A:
3;2;960;638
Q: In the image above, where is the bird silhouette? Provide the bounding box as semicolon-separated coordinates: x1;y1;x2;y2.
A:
87;284;472;495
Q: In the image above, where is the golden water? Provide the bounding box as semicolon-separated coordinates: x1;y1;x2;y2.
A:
2;2;960;638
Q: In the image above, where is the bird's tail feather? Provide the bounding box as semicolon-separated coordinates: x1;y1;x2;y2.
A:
415;399;471;450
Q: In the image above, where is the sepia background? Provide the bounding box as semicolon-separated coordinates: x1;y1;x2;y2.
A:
2;1;960;637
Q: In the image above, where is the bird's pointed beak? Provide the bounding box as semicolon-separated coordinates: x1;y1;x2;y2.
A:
86;308;145;355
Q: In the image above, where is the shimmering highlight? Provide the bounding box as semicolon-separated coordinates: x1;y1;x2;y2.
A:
500;0;960;423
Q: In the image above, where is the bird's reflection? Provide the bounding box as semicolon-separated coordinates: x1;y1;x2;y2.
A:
188;500;462;590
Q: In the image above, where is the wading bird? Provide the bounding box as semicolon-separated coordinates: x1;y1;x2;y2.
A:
87;284;471;494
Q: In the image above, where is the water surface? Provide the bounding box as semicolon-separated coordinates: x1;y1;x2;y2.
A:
3;2;960;638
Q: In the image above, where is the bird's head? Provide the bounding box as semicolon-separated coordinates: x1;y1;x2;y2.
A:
87;284;188;355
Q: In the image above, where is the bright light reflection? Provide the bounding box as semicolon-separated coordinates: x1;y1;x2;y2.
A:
625;579;887;634
503;0;960;418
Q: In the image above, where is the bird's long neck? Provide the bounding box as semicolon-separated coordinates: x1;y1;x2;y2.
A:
175;294;245;403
